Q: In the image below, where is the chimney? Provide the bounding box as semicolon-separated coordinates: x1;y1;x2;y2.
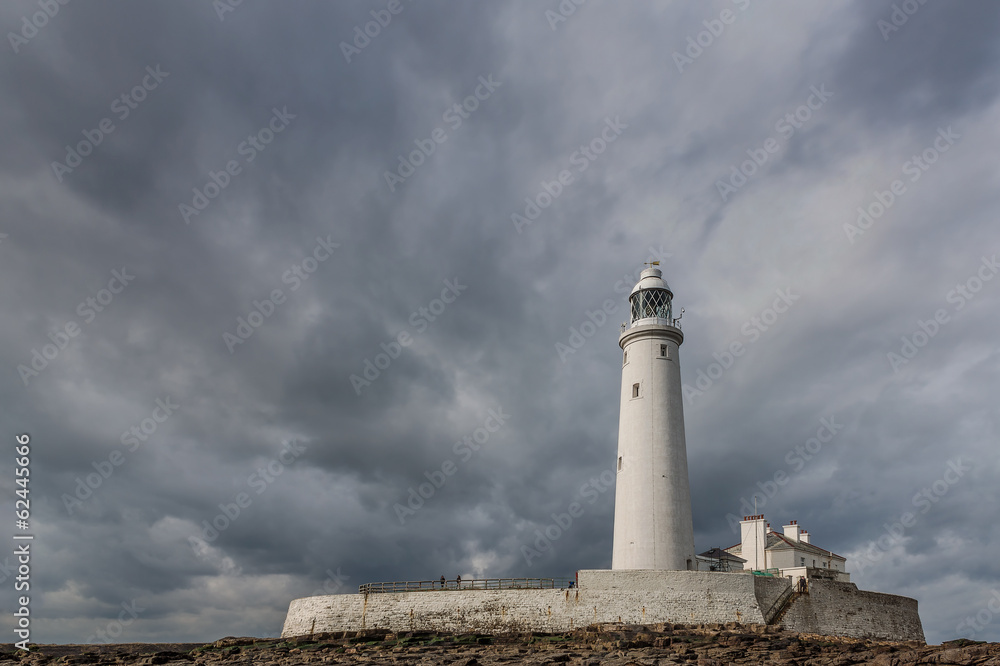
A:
783;520;800;542
739;515;767;571
800;529;810;544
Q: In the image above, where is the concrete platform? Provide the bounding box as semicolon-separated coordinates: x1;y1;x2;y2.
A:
281;570;924;642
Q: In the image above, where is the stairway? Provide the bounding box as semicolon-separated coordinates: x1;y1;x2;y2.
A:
768;591;802;626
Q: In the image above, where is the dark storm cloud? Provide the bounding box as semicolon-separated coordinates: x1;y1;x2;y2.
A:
0;0;997;646
830;1;1000;130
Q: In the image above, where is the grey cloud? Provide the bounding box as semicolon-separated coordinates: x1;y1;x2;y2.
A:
0;0;997;646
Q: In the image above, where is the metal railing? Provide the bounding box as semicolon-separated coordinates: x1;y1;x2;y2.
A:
359;577;574;594
621;316;683;332
762;583;796;624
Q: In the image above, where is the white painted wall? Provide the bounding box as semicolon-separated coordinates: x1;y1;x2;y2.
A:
768;547;797;571
282;571;771;637
783;523;800;541
739;517;767;570
612;320;694;570
780;580;922;641
281;571;923;642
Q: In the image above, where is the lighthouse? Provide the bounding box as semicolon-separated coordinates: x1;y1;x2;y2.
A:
612;265;695;570
282;262;926;643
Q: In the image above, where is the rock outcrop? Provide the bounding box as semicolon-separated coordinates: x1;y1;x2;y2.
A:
3;623;997;666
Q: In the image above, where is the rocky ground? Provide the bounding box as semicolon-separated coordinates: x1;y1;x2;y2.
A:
2;624;998;666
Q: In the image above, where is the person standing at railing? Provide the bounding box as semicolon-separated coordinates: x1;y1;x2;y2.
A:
456;574;462;588
440;575;446;589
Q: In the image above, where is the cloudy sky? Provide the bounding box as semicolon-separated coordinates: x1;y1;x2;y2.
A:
1;0;998;646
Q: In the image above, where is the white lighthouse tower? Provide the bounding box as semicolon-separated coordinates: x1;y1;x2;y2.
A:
612;264;695;570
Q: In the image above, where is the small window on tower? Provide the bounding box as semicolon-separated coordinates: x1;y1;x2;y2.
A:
660;344;667;357
632;383;640;398
623;350;628;364
618;456;623;471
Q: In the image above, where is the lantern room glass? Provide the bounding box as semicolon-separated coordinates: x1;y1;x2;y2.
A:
629;288;672;324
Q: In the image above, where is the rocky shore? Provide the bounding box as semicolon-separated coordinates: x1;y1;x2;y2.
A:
3;624;998;666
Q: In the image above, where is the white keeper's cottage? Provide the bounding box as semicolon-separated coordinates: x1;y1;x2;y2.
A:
724;515;849;587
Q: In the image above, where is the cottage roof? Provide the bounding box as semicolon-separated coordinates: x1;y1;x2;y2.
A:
724;532;846;561
698;547;746;562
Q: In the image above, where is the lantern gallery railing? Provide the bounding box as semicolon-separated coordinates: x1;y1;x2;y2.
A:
359;577;575;594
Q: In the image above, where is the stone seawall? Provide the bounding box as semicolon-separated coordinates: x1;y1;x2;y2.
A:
281;570;923;642
779;579;924;642
283;571;767;637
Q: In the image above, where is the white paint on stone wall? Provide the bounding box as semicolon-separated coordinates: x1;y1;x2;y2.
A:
612;268;695;571
780;579;923;642
280;570;923;642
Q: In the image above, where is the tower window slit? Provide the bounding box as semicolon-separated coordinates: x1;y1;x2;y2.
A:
632;383;639;398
